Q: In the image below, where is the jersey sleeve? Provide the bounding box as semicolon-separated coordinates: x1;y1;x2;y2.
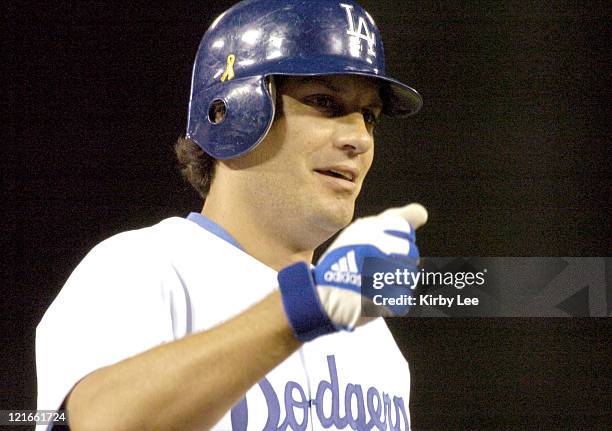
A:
35;229;181;427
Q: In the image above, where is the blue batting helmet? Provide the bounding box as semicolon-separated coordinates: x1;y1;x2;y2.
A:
186;0;422;160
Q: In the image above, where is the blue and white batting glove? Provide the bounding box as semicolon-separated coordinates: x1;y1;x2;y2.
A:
278;203;428;342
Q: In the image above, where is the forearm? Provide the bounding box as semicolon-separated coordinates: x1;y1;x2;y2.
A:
67;290;301;431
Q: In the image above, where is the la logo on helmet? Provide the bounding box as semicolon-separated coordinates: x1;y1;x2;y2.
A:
340;3;377;57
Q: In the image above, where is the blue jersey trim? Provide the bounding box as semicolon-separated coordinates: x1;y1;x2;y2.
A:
186;212;243;251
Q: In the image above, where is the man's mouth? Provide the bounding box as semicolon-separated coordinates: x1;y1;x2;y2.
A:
314;168;356;183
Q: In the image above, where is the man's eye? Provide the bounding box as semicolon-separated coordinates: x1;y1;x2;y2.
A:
362;109;380;126
308;95;338;111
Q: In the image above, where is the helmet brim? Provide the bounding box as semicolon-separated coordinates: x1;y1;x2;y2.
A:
265;65;423;117
378;75;423;117
308;71;423;117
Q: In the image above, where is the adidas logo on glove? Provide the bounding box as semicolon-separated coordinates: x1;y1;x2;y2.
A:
323;250;362;286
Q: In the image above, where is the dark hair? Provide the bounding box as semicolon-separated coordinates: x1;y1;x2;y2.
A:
174;136;216;199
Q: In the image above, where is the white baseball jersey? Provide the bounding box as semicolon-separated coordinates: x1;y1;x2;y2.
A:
36;214;412;430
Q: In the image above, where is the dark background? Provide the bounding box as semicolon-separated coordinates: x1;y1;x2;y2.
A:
5;0;610;429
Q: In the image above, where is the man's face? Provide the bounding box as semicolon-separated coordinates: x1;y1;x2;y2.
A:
225;75;382;241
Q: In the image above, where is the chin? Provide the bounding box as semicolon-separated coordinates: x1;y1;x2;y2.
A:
317;200;356;233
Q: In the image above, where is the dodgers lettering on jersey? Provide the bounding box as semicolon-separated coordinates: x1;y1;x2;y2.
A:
231;355;408;431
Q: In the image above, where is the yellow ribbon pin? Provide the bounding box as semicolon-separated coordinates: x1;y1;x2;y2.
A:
220;54;236;82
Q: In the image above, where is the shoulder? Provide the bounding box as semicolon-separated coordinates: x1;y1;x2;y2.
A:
79;217;198;268
37;218;199;339
89;217;186;253
46;217;197;305
56;216;248;299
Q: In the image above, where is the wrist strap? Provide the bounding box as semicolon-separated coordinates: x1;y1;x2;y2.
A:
278;262;337;342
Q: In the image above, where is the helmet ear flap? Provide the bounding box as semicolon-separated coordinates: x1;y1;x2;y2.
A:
187;75;276;160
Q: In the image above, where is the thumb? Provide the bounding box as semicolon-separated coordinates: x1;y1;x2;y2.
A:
382;203;428;229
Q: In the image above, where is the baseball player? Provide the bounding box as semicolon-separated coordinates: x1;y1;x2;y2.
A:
36;1;427;430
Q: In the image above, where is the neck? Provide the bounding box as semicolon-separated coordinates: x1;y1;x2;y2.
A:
202;190;318;271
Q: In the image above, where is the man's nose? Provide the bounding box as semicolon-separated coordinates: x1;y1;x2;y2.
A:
332;112;373;155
